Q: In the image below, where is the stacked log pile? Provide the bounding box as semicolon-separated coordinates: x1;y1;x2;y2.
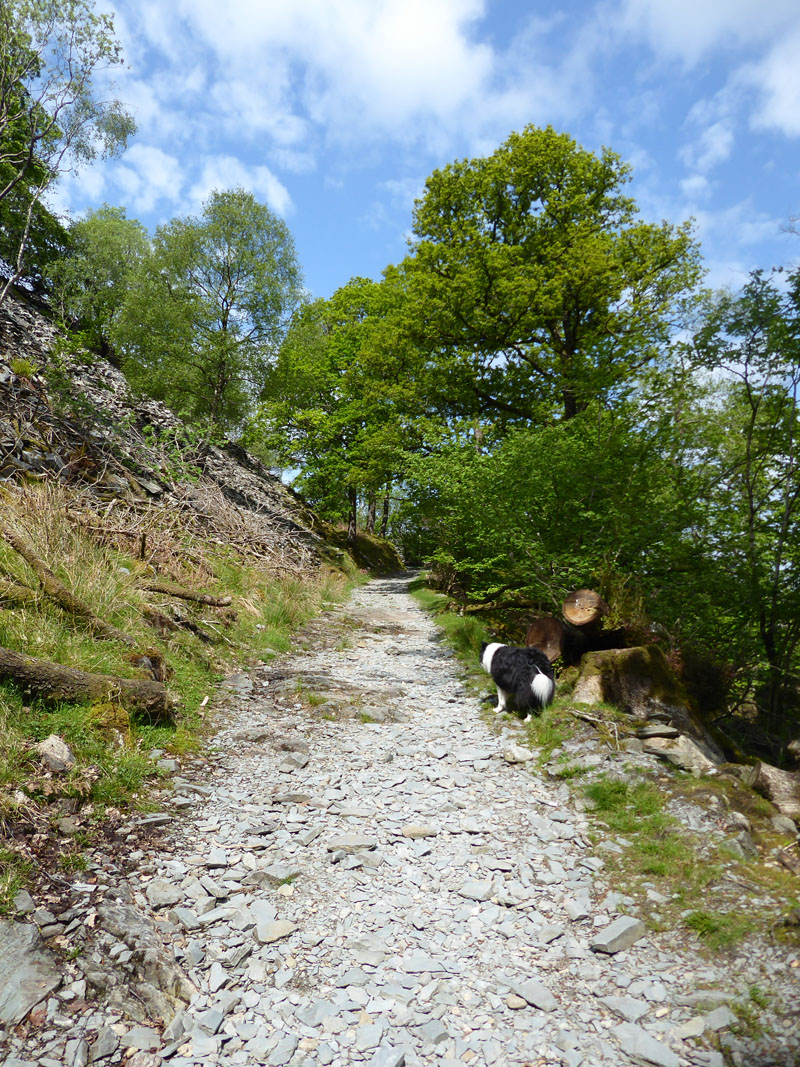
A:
526;588;626;665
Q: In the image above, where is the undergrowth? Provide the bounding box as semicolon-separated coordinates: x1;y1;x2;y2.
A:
0;482;356;909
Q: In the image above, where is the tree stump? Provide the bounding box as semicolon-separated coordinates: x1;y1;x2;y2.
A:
562;588;609;629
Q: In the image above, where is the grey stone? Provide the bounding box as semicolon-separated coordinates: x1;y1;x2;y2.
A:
642;735;720;776
260;863;303;886
703;1006;736;1031
36;734;75;772
612;1022;679;1067
771;813;798;835
502;743;535;763
256;919;296;943
145;878;183;909
598;994;649;1022
637;724;680;738
120;1027;161;1051
459;879;494;901
89;1026;120;1062
419;1018;450;1044
590;915;646;954
325;833;377;852
12;889;35;914
0;920;62;1024
513;978;557;1012
368;1047;405;1067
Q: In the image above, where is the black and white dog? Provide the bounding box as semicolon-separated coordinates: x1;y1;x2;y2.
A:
480;642;555;719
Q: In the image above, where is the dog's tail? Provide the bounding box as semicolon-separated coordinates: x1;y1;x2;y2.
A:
520;668;555;711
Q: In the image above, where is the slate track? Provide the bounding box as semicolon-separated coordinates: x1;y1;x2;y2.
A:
145;573;797;1067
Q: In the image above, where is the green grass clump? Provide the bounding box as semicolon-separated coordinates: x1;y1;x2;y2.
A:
583;775;724;918
0;848;32;915
684;909;755;951
408;578;487;661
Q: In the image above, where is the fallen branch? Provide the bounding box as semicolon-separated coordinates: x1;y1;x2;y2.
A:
141;580;232;607
0;519;135;647
0;645;175;721
0;578;39;605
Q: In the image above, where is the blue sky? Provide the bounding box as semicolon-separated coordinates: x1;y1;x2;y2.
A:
55;0;800;300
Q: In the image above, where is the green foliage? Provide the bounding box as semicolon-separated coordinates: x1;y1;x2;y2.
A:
46;205;149;352
114;188;302;432
681;269;800;742
401;404;687;606
399;124;701;425
684;909;755;951
0;0;134;298
248;276;418;530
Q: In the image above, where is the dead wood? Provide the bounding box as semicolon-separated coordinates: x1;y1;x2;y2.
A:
140;603;181;635
0;519;135;647
141;580;233;607
562;588;609;629
0;577;39;605
0;645;175;721
525;617;566;662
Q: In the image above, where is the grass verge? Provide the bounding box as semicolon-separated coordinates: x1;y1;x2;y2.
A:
0;483;357;908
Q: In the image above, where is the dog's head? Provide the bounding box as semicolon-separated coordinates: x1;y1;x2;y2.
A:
479;641;488;658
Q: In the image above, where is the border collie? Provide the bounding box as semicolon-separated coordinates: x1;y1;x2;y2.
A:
480;642;555;720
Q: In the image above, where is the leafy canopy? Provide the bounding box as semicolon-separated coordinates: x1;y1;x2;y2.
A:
114;188;302;433
400;124;701;424
0;0;134;299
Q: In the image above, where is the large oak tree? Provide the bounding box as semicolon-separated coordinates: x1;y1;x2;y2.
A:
400;125;701;425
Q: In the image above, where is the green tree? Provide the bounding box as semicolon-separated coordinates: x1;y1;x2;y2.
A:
400;125;701;425
249;277;417;543
46;204;148;356
0;0;134;302
114;188;302;432
687;269;800;747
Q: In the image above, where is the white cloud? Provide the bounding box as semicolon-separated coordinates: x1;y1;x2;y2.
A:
743;26;800;137
680;121;734;173
615;0;798;67
185;157;292;217
111;144;186;214
680;174;712;201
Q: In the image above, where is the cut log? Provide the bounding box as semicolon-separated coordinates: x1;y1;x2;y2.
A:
562;588;609;629
0;519;134;647
0;645;175;722
525;617;566;662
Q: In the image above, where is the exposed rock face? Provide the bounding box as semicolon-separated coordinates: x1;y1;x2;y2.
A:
743;761;800;822
0;920;62;1024
573;645;725;765
0;292;333;573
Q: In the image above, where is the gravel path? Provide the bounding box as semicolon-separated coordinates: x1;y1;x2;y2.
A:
8;574;798;1067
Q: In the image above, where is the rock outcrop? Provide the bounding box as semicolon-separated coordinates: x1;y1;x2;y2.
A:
572;644;726;772
0;290;335;574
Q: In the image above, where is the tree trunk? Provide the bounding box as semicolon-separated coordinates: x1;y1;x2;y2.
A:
347;487;358;549
141;581;232;607
380;491;390;539
526;612;626;666
0;645;175;722
0;519;135;647
0;578;39;605
366;493;376;535
562;588;609;629
525;617;566;662
744;761;800;820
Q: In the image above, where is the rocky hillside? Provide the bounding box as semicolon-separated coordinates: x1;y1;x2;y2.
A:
0;290;335;575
